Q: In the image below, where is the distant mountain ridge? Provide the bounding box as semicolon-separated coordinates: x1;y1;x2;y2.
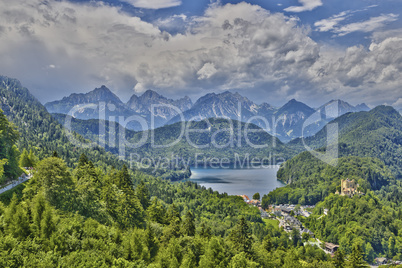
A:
318;99;370;119
45;87;192;130
126;89;192;127
45;86;372;141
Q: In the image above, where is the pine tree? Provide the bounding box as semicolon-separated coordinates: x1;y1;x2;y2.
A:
32;193;46;236
148;198;167;224
388;236;396;258
229;252;259;268
252;192;260;200
365;243;375;264
182;211;195;236
229;217;253;256
180;250;197;268
77;153;88;168
167;203;181;223
136;180;150;210
291;228;300;248
348;243;368;267
19;148;30;167
199;237;227;268
145;227;158;260
333;249;345;267
263;235;272;252
115;165;132;191
13;205;30;239
28;149;36;166
41;207;55;239
200;222;212;239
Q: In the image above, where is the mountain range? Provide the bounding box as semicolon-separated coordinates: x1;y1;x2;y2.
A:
45;86;371;142
2;75;402;178
45;87;193;130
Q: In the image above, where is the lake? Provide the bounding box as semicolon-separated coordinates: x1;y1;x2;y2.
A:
189;166;285;199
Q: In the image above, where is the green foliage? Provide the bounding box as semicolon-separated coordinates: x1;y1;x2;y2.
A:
0;182;25;205
229;217;253;256
252;192;260;200
0;154;339;267
347;243;368;267
333;249;345;267
19;149;36;168
28;157;74;207
181;211;195;237
0;108;21;183
291;105;402;177
304;193;402;261
0;76;123;170
263;155;394;206
53;114;296;167
19;148;30;167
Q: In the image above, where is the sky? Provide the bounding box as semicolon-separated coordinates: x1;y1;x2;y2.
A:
1;0;402;109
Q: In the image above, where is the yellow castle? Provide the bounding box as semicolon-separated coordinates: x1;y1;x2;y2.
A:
336;179;361;197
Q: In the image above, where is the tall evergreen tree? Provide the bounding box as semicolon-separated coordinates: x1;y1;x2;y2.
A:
115;164;132;191
136;180;150;209
28;149;36;166
19;148;31;167
182;211;195;236
77;153;88;168
347;243;368;268
229;217;253;256
333;249;345;267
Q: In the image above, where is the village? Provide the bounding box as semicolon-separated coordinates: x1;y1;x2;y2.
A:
238;179;401;267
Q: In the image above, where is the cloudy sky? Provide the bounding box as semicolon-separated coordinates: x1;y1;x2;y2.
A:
1;0;402;108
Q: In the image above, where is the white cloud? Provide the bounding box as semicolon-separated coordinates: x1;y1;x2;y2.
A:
197;63;217;80
315;7;398;37
0;1;402;107
308;36;402;105
393;98;402;109
314;11;350;32
284;0;323;13
122;0;182;9
334;14;399;36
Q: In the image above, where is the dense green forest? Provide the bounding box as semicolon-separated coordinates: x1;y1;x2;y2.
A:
0;153;367;267
0;107;21;183
263;154;394;205
304;193;402;262
262;152;402;261
290;105;402;177
0;76;123;169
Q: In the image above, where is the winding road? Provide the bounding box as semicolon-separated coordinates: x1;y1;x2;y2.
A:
0;174;32;195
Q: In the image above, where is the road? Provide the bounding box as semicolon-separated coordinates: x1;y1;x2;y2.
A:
0;174;32;195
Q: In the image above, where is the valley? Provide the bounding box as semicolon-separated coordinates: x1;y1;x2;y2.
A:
1;77;401;266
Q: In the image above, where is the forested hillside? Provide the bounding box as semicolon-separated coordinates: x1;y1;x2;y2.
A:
290;105;402;177
0;152;339;267
0;76;123;169
0;108;21;184
52;113;298;166
304;193;402;262
251;100;402;264
263;154;394;205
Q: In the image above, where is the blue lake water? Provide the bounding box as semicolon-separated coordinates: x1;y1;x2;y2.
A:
189;166;285;199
